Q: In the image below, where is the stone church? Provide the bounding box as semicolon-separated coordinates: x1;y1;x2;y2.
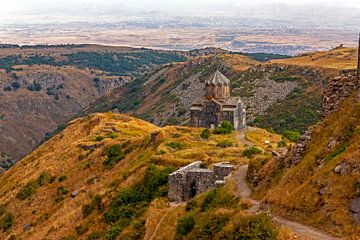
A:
190;70;246;130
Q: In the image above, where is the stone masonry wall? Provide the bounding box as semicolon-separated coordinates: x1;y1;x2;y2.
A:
168;161;234;202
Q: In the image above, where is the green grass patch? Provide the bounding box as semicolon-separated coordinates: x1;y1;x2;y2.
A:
103;144;126;169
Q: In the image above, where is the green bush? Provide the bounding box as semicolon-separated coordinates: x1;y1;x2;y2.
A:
104;165;175;239
216;140;233;148
187;214;229;239
242;147;262;158
11;81;21;89
82;195;104;218
157;150;166;155
87;232;102;240
0;212;14;232
95;136;105;142
103;144;126;169
166;142;185;150
201;129;211;140
277;140;286;147
200;189;238;212
107;132;118;139
214;121;233;135
282;131;301;142
16;172;51;200
55;186;69;202
220;213;277;240
325;144;349;162
58;175;67;182
175;213;196;238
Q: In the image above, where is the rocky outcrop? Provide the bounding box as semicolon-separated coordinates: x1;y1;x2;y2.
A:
286;129;312;167
322;71;358;117
349;197;360;224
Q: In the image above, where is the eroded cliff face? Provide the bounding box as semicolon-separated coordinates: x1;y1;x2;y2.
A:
0;66;125;162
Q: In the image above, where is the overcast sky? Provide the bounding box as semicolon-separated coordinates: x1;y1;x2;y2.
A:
2;0;360;12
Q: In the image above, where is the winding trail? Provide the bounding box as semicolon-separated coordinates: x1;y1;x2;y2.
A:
235;165;341;240
147;208;171;240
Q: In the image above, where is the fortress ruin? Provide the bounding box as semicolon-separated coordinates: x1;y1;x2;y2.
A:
168;161;234;202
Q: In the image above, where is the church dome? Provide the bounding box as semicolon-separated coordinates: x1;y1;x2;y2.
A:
205;70;230;86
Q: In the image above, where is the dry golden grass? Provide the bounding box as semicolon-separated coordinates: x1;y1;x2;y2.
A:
263;94;360;238
218;54;261;72
0;113;280;239
269;47;358;70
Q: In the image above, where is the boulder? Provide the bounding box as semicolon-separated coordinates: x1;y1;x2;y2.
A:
71;190;79;198
350;197;360;213
23;223;31;231
334;162;351;175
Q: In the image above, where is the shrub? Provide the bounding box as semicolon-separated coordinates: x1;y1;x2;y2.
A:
282;131;301;142
16;172;51;200
103;144;125;169
200;129;211;140
11;81;21;89
214;121;233;135
242;147;262;158
95;136;105;142
0;212;14;232
166;142;185;150
87;232;102;240
325;144;349;162
82;195;104;218
221;213;277;240
3;86;12;91
157;150;166;155
277;140;286;147
216;140;233;148
27;82;42;91
58;175;67;182
104;165;175;239
175;213;195;238
107;132;117;139
188;214;229;239
55;186;69;202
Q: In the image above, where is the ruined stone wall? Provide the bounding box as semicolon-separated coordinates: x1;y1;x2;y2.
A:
322;71;358;117
184;170;215;201
214;163;234;180
288;71;359;168
168;161;234;202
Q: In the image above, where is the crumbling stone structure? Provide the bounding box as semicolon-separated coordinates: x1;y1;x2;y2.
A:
168;161;234;202
190;70;246;130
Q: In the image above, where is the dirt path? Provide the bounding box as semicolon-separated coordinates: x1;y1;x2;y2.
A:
235;165;341;240
237;127;255;147
147;208;171;240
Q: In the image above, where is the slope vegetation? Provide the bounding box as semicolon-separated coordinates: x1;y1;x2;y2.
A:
0;113;287;240
251;90;360;238
0;45;186;163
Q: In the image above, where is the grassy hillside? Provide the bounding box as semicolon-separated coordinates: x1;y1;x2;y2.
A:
0;112;290;240
270;47;358;70
0;45;187;163
251;91;360;238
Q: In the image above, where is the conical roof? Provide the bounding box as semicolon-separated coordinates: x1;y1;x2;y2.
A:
205;70;230;86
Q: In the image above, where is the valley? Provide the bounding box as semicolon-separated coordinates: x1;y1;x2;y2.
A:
0;42;359;239
0;45;186;166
